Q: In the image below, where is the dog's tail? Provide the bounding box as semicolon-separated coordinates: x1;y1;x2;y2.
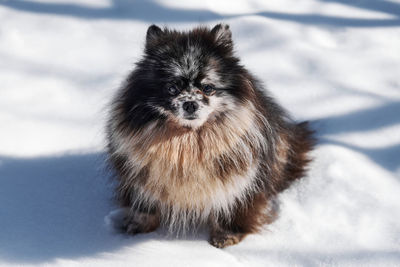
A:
274;121;316;193
288;121;315;181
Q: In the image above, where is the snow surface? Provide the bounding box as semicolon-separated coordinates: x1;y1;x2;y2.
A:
1;0;400;266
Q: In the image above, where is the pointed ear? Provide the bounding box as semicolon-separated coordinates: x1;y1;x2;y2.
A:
146;24;163;44
211;24;232;48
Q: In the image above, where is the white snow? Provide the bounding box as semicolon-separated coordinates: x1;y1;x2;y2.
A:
0;0;399;266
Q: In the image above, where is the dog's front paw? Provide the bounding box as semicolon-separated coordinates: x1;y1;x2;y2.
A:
124;220;144;235
209;233;245;248
122;210;160;235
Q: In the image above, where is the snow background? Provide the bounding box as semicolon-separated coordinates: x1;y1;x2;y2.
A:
0;0;399;266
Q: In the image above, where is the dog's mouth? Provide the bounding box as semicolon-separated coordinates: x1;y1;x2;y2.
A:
184;115;198;120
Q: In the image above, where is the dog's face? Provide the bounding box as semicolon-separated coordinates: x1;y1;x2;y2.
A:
135;24;244;129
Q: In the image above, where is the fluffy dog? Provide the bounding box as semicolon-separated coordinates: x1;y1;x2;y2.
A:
106;24;314;248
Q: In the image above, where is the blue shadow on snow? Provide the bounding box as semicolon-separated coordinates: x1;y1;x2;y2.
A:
312;101;400;172
0;153;122;263
1;0;400;27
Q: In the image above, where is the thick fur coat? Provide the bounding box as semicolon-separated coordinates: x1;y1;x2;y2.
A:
107;24;314;248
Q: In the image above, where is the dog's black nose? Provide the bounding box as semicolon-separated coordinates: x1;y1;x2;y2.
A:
182;101;199;114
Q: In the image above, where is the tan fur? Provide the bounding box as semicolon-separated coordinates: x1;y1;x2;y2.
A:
110;101;267;230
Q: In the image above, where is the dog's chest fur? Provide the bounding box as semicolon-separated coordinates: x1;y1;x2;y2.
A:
114;103;265;216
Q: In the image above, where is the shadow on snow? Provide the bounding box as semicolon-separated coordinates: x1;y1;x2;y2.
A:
312;101;400;172
1;0;400;27
0;153;121;263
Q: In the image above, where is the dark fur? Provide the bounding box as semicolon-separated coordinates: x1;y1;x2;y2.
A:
106;24;314;248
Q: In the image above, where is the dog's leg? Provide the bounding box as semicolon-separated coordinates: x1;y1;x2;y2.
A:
122;207;160;234
208;218;247;248
208;192;277;248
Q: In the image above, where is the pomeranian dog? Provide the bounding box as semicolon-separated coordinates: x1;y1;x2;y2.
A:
106;24;314;248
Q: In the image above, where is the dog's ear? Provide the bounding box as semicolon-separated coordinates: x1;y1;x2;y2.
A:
146;24;163;45
211;24;232;49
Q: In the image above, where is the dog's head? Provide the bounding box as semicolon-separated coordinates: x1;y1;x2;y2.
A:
131;24;248;129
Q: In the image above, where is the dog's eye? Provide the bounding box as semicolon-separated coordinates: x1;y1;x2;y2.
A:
202;84;215;95
167;85;179;96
